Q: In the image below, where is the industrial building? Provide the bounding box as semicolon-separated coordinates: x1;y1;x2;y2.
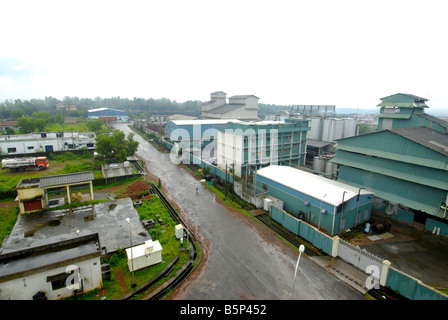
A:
376;93;447;134
332;93;448;235
201;91;259;120
87;108;129;122
216;118;310;178
166;119;241;163
255;165;374;235
0;131;96;156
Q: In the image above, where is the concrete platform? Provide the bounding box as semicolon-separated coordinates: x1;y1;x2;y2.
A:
1;197;150;255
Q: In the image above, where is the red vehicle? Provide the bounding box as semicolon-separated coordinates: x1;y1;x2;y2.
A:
1;156;49;172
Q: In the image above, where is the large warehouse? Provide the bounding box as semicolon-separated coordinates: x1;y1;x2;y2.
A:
87;108;129;122
332;93;448;235
256;165;374;236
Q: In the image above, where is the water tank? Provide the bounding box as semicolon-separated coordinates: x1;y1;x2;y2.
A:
343;118;357;138
309;118;322;140
313;156;326;173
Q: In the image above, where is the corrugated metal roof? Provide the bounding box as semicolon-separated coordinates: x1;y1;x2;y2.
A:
256;165;373;207
336;144;448;170
331;151;448;190
337;178;444;218
391;127;448;157
39;171;94;188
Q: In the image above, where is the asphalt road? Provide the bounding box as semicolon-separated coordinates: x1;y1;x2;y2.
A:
116;124;365;300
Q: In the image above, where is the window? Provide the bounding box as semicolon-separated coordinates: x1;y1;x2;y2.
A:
47;268;80;291
87;143;94;148
41;133;47;138
7;147;16;153
262;183;268;192
27;146;35;150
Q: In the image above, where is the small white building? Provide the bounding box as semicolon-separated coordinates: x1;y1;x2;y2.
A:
126;239;163;272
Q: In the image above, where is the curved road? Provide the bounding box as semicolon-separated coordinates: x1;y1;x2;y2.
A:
116;124;364;300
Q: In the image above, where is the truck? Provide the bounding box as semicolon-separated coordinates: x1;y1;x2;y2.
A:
1;156;49;172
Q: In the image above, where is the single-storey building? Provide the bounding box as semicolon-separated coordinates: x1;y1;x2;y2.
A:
0;131;96;156
256;165;374;235
16;171;95;215
0;233;103;300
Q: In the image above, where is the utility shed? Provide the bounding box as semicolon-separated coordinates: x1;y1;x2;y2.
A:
126;240;163;272
331;126;448;231
256;165;374;235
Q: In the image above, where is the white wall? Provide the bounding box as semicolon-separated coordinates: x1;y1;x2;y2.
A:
0;257;102;300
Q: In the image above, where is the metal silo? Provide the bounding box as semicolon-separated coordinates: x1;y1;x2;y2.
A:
343;118;357;138
321;119;332;142
333;119;344;140
309;118;322;140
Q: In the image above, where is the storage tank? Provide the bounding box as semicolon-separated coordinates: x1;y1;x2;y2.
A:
325;161;336;179
333;119;344;140
343;118;357;138
321;119;332;142
309;118;322;140
313;156;326;173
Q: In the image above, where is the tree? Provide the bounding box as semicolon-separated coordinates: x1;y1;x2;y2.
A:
86;119;104;133
95;130;139;162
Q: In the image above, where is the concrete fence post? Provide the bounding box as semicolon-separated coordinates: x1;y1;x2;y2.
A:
380;260;391;286
331;236;340;257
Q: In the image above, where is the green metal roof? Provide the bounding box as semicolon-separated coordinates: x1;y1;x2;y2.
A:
331;150;448;190
337;178;445;218
335;144;448;170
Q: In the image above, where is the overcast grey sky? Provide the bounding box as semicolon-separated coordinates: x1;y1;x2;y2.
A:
0;0;447;111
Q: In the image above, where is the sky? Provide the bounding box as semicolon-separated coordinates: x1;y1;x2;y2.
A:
0;0;447;112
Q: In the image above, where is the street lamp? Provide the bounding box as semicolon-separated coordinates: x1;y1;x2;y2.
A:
292;244;305;299
126;217;136;288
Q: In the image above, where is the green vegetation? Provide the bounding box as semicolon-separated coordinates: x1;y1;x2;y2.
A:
95;130;139;162
0;206;19;245
0;151;103;199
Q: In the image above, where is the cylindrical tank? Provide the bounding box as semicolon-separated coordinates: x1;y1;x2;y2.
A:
313;156;326;173
343;118;357;138
325;161;335;179
321;119;332;142
333;119;344;140
309;118;322;140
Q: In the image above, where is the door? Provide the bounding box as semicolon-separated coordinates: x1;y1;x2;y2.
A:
45;145;54;152
23;199;43;212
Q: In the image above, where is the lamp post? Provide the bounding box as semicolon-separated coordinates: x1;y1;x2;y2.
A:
126;217;136;288
292;244;305;300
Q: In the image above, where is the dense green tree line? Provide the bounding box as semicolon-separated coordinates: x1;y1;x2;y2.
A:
0;96;205;119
